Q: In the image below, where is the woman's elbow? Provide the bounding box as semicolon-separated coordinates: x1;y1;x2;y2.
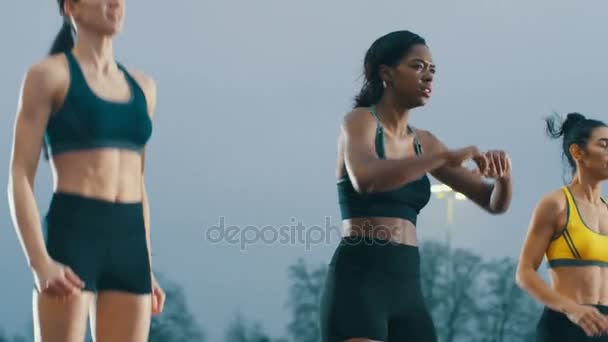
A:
7;167;32;195
515;265;531;290
487;205;509;215
7;172;17;196
351;178;372;194
347;169;374;194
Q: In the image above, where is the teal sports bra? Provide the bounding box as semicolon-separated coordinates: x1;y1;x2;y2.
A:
44;50;152;156
337;106;431;225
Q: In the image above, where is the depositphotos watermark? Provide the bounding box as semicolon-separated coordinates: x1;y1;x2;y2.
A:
204;216;400;251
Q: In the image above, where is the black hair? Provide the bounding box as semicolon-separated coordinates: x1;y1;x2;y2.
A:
50;1;76;56
353;30;427;108
545;112;607;174
43;0;76;160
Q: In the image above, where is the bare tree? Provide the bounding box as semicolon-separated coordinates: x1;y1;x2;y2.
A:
285;258;327;342
0;328;27;342
419;243;542;342
478;258;541;342
434;248;486;342
149;273;206;342
225;313;268;342
224;313;288;342
420;240;450;316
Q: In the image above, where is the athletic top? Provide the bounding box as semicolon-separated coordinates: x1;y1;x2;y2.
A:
337;106;431;225
44;50;152;156
545;186;608;267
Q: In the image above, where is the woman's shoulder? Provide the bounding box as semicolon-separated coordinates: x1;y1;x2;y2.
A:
533;187;569;218
339;106;378;132
124;68;157;117
18;54;70;106
344;106;374;121
23;54;69;88
126;69;156;92
409;127;443;153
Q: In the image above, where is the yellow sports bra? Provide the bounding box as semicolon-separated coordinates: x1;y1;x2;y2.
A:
546;186;608;268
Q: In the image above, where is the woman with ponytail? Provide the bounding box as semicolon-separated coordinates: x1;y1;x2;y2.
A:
517;113;608;341
8;1;164;341
319;30;513;342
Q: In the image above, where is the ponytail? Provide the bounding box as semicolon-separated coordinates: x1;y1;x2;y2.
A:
354;73;384;108
49;20;75;56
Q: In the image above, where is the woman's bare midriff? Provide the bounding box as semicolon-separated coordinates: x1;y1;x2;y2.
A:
50;149;144;203
342;216;418;246
551;266;608;305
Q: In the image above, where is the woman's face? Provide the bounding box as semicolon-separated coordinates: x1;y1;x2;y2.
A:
382;44;436;109
573;126;608;179
66;0;125;36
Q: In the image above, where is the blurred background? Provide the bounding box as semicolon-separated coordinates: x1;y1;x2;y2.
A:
2;1;606;341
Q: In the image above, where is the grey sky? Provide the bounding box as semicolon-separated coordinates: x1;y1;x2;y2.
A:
1;0;607;340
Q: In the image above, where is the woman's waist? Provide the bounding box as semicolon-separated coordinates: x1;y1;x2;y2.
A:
329;234;421;277
55;183;143;203
52;150;142;191
55;168;143;203
551;269;608;304
343;217;418;246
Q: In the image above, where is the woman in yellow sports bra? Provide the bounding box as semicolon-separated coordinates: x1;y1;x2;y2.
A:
517;112;608;341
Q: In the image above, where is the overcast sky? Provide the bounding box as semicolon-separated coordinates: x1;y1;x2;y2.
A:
1;1;607;340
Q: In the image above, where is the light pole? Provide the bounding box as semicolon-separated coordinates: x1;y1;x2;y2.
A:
431;183;469;285
430;184;468;248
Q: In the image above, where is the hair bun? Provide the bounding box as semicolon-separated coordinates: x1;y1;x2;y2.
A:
562;112;586;133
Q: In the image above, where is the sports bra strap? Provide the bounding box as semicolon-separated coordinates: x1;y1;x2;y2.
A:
408;126;423;155
369;105;383;126
369;105;385;159
369;105;423;156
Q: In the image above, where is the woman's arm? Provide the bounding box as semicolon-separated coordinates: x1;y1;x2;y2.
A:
9;58;84;296
131;69;165;314
8;61;59;270
515;193;574;311
131;70;157;271
141;155;153;270
342;109;481;193
425;131;512;214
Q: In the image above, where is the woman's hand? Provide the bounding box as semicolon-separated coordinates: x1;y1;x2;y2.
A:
151;273;166;315
483;150;512;180
33;258;85;297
